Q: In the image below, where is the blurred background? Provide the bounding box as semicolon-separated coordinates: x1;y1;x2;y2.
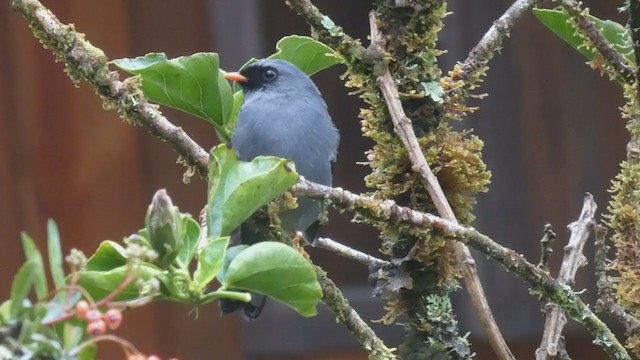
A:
0;0;627;359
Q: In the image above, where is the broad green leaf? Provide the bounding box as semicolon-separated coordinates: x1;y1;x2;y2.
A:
534;9;635;65
269;35;340;76
77;344;97;360
176;215;201;267
20;233;48;300
113;53;234;139
76;264;161;301
84;240;128;271
193;236;230;289
223;242;322;317
207;144;299;238
10;261;37;318
47;220;65;296
216;245;249;284
41;292;81;325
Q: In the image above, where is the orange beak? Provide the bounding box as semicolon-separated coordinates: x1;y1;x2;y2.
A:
224;72;248;83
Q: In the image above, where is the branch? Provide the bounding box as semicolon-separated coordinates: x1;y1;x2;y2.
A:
285;0;366;66
315;267;396;360
291;179;630;360
536;194;597;360
453;0;545;90
315;237;390;269
369;12;515;360
594;226;640;342
561;0;636;84
10;0;210;180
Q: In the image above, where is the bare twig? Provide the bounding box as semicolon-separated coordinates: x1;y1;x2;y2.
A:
315;237;390;269
594;226;640;338
561;0;635;83
292;178;629;359
536;194;597;360
369;12;514;360
453;0;545;89
537;224;556;271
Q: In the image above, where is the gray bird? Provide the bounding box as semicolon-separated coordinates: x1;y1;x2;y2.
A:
220;59;339;319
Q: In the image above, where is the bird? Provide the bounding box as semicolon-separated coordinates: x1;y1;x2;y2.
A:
220;59;339;319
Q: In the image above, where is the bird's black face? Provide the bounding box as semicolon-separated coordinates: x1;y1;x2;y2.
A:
238;65;280;92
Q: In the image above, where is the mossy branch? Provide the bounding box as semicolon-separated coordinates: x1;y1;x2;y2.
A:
292;179;629;359
9;0;210;180
561;0;636;84
449;0;545;93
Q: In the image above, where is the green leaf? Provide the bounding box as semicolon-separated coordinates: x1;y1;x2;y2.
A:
77;344;97;360
20;233;48;300
145;189;184;268
84;240;128;272
224;91;245;135
223;242;322;317
216;245;249;284
534;9;635;65
76;264;160;301
10;261;37;318
113;53;234;139
269;35;341;76
193;236;230;289
207;144;299;238
176;215;201;267
47;220;65;298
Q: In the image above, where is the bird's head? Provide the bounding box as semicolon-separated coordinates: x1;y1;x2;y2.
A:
224;59;319;96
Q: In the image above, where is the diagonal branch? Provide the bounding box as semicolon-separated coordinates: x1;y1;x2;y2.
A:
369;12;515;360
315;237;390;268
453;0;545;90
561;0;636;83
291;179;629;360
536;194;597;360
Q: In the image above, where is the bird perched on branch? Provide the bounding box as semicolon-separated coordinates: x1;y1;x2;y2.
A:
221;59;339;319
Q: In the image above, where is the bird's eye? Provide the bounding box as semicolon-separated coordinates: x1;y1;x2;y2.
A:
263;69;277;81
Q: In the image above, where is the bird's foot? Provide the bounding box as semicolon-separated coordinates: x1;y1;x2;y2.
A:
293;232;310;260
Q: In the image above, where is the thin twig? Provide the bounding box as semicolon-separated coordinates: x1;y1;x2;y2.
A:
537;224;556;271
594;226;640;338
369;12;515;360
561;0;636;83
536;194;597;360
453;0;545;89
315;266;396;360
292;178;629;359
315;237;390;268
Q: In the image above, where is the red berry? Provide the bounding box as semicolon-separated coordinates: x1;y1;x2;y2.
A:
86;319;106;336
103;309;123;329
146;356;161;360
85;309;102;322
75;300;90;320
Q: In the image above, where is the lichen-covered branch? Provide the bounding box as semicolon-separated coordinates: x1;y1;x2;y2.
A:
369;12;513;360
561;0;635;83
315;267;396;360
536;194;596;360
10;0;210;180
594;227;640;357
449;0;545;92
292;178;630;359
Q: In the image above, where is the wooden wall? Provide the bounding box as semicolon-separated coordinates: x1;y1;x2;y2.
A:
0;0;626;359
